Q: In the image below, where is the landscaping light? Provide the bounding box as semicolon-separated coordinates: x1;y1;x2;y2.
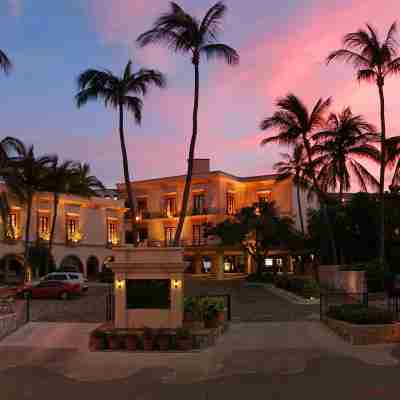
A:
171;279;182;289
115;279;125;290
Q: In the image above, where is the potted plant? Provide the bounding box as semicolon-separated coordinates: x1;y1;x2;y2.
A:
204;298;225;329
183;297;204;329
90;330;106;351
175;327;192;351
124;332;138;351
142;327;154;351
107;332;121;350
157;329;170;351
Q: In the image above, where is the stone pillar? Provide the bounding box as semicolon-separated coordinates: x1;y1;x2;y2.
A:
287;255;294;274
194;254;203;275
245;253;252;275
213;251;224;280
114;271;127;329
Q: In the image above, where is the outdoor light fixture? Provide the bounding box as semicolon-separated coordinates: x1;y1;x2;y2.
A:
310;254;315;261
135;216;141;222
115;279;125;290
171;279;182;289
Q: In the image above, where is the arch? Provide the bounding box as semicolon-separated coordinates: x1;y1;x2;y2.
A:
59;255;84;274
0;254;25;284
86;255;100;280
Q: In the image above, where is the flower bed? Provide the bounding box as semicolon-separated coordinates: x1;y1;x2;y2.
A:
324;304;400;345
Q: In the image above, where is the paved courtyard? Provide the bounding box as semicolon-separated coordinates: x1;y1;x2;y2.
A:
1;277;400;399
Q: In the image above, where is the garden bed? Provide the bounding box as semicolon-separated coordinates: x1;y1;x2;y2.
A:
323;304;400;345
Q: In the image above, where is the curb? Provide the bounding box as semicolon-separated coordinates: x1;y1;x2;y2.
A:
262;284;320;305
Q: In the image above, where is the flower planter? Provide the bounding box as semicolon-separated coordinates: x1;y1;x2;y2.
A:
205;318;219;329
124;335;138;351
143;338;153;351
176;337;193;351
217;311;225;323
157;335;170;351
107;336;121;350
183;320;205;330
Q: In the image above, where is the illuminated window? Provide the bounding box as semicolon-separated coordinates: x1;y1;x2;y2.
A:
66;216;80;243
193;194;205;214
192;225;205;246
38;214;50;241
164;197;176;217
226;192;235;215
265;258;273;266
164;227;175;246
258;191;272;203
6;210;20;239
107;219;119;245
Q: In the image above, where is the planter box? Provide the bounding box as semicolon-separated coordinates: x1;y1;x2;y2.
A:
324;317;400;345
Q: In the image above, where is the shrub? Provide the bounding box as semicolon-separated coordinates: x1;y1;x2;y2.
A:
327;304;394;325
246;272;274;283
175;327;191;339
274;275;319;298
183;297;203;320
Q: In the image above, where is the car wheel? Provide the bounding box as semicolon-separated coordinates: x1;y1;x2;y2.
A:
23;291;32;299
59;291;69;300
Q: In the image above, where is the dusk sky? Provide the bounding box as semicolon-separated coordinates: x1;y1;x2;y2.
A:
1;0;400;187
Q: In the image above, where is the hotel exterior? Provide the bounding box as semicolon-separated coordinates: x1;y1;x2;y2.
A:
0;183;126;283
118;159;311;279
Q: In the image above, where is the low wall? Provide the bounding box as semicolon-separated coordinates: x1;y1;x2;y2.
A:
319;265;366;293
0;313;17;341
325;317;400;345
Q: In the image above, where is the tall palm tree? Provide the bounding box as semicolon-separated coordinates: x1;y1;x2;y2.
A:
312;107;380;201
327;22;400;264
273;144;309;235
0;49;12;74
76;60;165;242
381;136;400;192
69;162;105;197
137;2;239;245
2;145;54;277
42;159;76;263
260;94;338;263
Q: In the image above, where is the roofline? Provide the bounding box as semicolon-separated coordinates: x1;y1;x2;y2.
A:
117;170;281;187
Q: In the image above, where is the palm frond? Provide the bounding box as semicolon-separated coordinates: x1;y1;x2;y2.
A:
349;160;379;192
357;68;377;83
0;49;12;74
201;43;239;65
326;49;370;68
199;2;227;41
124;96;143;124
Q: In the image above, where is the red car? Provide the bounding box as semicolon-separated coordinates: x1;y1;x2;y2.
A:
17;280;81;300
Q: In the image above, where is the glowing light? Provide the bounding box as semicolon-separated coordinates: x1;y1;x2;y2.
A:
115;279;125;290
171;279;182;289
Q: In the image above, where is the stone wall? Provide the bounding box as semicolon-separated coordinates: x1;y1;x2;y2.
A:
319;265;366;293
325;317;400;345
0;313;17;340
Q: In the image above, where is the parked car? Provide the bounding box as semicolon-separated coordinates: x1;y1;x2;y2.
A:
41;272;89;293
16;280;81;300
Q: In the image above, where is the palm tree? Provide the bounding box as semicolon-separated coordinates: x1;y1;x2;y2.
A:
381;136;400;192
0;49;12;74
0;136;24;167
2;145;54;277
312;107;380;201
42;159;76;263
137;2;239;245
260;94;338;263
69;162;105;196
76;60;165;242
273;144;309;235
327;22;400;264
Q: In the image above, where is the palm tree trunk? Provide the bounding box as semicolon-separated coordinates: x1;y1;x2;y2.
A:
174;60;200;246
296;183;305;236
47;192;59;273
302;134;338;264
377;81;386;265
23;195;32;280
118;102;137;244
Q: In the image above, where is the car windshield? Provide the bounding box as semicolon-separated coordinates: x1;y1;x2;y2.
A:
68;274;79;280
50;274;68;280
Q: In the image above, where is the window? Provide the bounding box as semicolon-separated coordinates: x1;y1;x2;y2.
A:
192;225;205;246
164;227;175;246
193;194;205;214
107;219;119;245
6;210;20;240
137;199;148;219
38;214;50;240
138;228;148;242
226;192;235;215
164;197;176;217
66;216;80;243
258;191;271;204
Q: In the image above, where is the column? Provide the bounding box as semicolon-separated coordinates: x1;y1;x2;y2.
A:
213;251;224;280
245;253;252;275
194;253;203;275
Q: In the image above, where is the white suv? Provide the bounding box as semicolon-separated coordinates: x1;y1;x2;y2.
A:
41;272;89;293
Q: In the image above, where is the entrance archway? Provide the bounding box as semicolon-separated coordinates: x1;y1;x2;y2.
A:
59;255;84;274
0;254;25;284
86;256;100;280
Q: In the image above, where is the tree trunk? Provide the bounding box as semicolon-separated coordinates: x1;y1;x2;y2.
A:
24;195;32;280
174;60;200;246
302;133;338;264
377;81;386;265
296;182;305;236
118;102;137;244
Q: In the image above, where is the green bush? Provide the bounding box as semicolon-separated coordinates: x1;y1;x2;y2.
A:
327;304;393;325
274;275;319;298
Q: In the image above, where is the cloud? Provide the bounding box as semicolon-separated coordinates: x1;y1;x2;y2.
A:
7;0;22;16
